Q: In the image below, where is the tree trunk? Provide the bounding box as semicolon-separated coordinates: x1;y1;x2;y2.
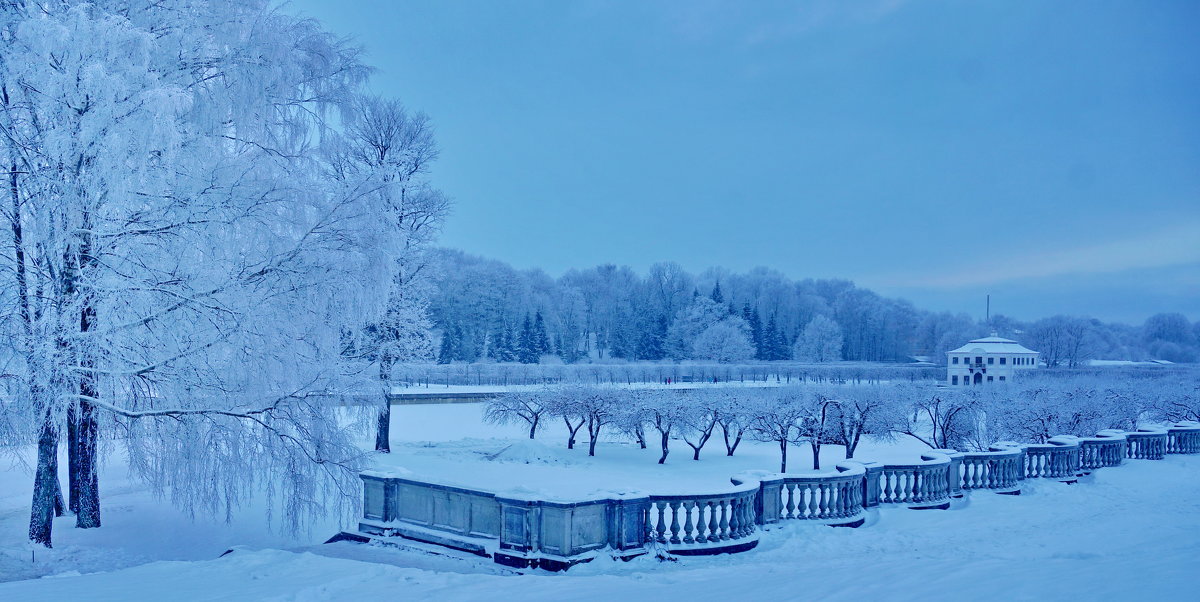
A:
527;415;538;440
723;425;742;456
658;430;669;464
375;399;391;453
779;439;788;473
846;431;861;459
67;402;80;514
29;415;60;546
74;398;101;528
587;417;600;457
811;441;821;470
75;276;101;529
564;417;579;449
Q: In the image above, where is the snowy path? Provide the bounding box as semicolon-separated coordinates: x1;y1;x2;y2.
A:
1;455;1197;600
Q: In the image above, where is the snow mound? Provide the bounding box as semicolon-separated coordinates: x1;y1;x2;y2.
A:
485;439;575;465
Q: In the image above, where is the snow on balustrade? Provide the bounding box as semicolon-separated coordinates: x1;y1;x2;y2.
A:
1167;422;1200;454
958;447;1023;492
1079;433;1127;471
877;453;952;508
345;420;1200;570
992;438;1080;481
645;483;760;554
1124;427;1168;460
735;464;867;526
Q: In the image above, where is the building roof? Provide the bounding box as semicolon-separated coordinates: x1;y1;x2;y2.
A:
948;336;1039;355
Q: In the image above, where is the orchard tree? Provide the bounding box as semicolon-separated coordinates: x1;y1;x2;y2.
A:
484;389;551;439
748;389;807;473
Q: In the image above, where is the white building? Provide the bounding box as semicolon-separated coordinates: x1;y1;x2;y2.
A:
946;336;1039;386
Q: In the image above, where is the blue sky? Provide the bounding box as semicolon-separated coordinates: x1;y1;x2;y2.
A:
292;0;1199;324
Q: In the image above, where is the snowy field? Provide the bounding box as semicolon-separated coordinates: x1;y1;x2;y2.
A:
2;403;1198;600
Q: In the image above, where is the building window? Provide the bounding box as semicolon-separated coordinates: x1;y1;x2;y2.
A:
1000;357;1006;365
987;376;993;382
987;357;994;365
952;375;958;385
952;357;959;364
975;356;982;364
999;376;1006;381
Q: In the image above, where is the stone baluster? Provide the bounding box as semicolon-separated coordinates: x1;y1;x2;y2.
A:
784;483;797;519
667;502;681;544
680;500;696;544
702;500;716;542
654;502;667;543
714;500;727;541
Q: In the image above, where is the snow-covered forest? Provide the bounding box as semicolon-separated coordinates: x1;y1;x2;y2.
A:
427;249;1200;366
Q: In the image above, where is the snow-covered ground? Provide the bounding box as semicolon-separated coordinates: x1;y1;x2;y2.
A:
2;403;1198;600
370;403;932;499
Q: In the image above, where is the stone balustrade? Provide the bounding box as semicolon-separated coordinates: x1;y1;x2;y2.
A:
738;463;867;527
1167;422;1200;454
958;447;1023;493
340;422;1200;571
645;483;760;555
1078;433;1126;472
1124;427;1168;460
991;438;1080;482
876;454;952;508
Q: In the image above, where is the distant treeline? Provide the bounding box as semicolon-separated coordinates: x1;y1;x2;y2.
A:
428;248;1200;366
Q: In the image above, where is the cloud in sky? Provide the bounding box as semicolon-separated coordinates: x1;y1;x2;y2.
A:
879;219;1200;289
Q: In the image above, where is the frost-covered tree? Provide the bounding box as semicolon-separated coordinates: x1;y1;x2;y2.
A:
713;390;751;456
678;391;719;461
639;389;684;463
484;389;550;439
895;384;979;449
543;387;586;449
0;0;404;547
747;389;807;473
690;319;755;363
827;385;898;459
793;315;844;362
665;295;725;360
329;95;449;453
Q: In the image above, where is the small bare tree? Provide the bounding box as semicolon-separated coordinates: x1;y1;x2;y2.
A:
679;390;719;461
748;389;807;473
484;390;550;439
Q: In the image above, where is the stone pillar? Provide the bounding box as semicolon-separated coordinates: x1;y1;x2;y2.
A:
609;495;650;552
756;476;784;525
495;495;539;568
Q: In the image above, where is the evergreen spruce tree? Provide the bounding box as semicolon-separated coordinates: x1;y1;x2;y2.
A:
437;324;459;364
765;314;781;360
710;281;724;305
502;323;518;362
517;314;539;363
744;304;765;360
533;310;550;355
635;314;667;360
773;325;790;361
487;325;504;361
